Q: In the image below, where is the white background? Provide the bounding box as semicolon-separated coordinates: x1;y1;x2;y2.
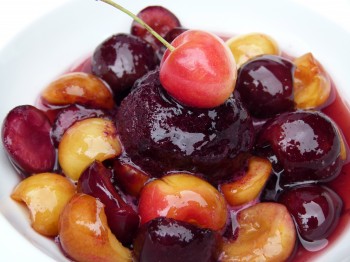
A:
0;0;350;49
0;0;349;260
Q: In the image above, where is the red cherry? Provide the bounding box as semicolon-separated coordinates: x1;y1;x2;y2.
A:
160;30;237;108
100;1;237;109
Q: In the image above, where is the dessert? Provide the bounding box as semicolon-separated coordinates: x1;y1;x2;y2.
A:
1;1;349;261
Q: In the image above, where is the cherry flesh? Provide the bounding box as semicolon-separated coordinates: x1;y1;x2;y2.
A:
236;55;295;118
91;33;157;101
278;184;342;242
255;110;342;184
117;69;254;182
2;105;56;177
77;161;140;245
134;217;218;262
51;104;109;147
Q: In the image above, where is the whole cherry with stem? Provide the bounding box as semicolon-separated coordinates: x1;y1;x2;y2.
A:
99;0;237;108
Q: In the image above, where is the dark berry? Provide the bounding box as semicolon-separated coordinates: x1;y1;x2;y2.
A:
279;184;342;242
255;110;343;183
1;105;56;177
131;6;181;50
51;104;108;147
91;33;157;100
236;55;295;118
134;217;218;262
77;161;140;245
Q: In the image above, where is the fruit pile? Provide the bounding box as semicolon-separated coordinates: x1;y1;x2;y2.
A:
1;2;348;262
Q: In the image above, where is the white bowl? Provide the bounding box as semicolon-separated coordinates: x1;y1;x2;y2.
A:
0;0;350;261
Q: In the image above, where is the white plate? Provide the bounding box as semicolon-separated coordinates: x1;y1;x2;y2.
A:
0;0;350;261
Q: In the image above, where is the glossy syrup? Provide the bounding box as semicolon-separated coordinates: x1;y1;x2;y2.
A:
68;55;350;261
290;85;350;261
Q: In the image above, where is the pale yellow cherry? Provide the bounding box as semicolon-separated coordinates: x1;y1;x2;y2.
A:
58;118;121;181
221;156;272;206
41;72;114;109
220;202;296;262
226;33;280;67
11;173;75;236
294;52;331;109
59;193;132;262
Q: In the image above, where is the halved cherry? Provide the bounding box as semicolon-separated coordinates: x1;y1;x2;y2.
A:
1;105;56;177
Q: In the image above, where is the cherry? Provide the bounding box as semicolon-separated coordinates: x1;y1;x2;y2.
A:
236;55;295;118
131;5;181;50
160;30;236;108
77;161;140;245
1;105;56;177
91;33;157;100
278;185;342;242
51;104;109;147
255;110;343;184
134;217;218;262
100;0;237;108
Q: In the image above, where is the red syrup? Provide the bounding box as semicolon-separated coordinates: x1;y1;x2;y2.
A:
62;54;350;261
291;85;350;261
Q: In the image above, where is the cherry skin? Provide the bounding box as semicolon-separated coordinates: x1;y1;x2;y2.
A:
160;30;237;108
255;110;343;183
278;184;342;242
77;161;140;245
131;5;181;50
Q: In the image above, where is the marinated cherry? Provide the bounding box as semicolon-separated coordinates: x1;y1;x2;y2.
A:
91;33;157;100
77;161;139;245
40;72;114;110
59;194;132;262
113;160;149;197
117;69;254;181
221;202;296;261
278;185;342;244
294;52;332;109
131;5;181;50
58;118;121;181
2;105;56;177
138;173;227;231
134;217;218;262
11;173;75;236
220;156;272;206
255;110;343;184
51;104;108;147
236;55;295;118
226;33;280;67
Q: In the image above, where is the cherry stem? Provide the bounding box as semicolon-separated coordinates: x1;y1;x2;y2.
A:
99;0;175;52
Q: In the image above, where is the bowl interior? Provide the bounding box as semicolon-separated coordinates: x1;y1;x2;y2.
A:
0;0;350;261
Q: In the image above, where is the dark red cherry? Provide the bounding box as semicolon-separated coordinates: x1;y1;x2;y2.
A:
1;105;56;177
236;55;295;118
278;185;342;242
51;104;109;147
131;6;181;50
77;161;140;245
134;217;218;262
255;110;343;183
91;33;157;100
